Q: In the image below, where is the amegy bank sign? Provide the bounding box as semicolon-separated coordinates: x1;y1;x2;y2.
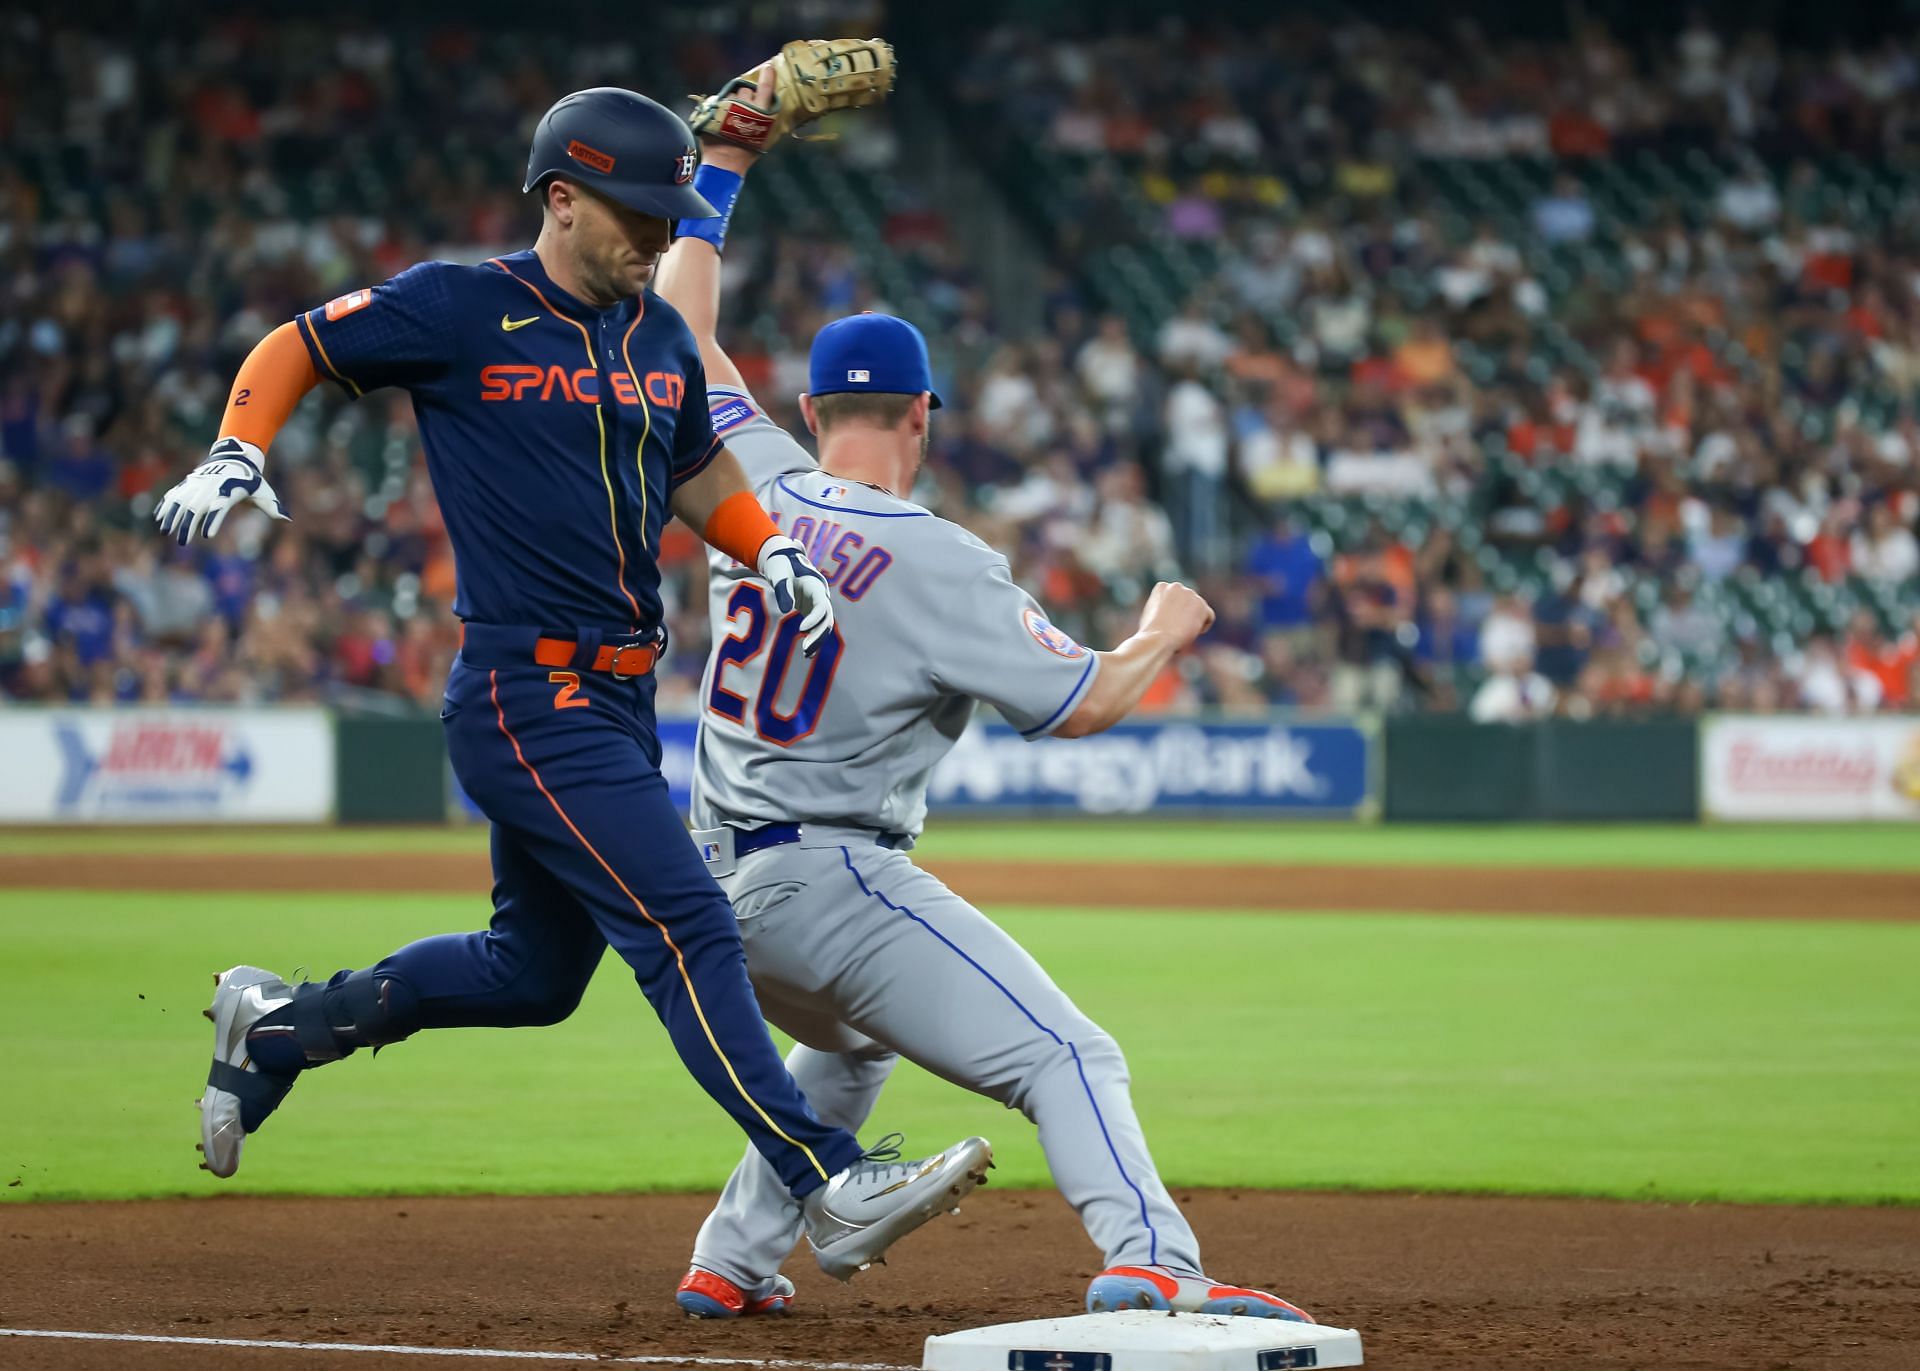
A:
927;718;1374;815
0;708;334;823
1701;715;1920;821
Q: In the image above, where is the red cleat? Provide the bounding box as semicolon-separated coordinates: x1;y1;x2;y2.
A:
675;1267;795;1319
1086;1265;1314;1322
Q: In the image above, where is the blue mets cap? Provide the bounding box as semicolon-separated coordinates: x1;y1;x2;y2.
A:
808;313;944;409
525;88;717;221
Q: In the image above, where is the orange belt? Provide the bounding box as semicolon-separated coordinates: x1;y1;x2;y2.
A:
531;636;659;678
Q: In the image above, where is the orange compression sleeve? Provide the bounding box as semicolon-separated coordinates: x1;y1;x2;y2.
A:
220;321;321;450
701;489;783;568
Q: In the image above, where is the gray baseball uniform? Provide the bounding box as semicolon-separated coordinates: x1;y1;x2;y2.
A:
686;384;1201;1287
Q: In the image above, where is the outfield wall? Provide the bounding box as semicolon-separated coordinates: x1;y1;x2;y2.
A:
5;707;1918;824
1383;716;1701;822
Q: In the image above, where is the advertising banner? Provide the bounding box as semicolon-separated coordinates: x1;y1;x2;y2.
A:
927;718;1374;816
1701;715;1920;822
0;708;335;823
455;716;1375;821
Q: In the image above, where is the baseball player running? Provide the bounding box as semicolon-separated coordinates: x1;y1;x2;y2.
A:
651;46;1315;1323
159;85;988;1283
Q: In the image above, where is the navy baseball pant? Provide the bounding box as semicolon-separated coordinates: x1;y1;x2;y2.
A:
327;642;864;1198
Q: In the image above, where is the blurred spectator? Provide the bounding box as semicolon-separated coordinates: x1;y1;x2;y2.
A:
1532;175;1596;245
1845;612;1917;710
1470;652;1558;723
1244;517;1324;640
1076;315;1143;434
1162;364;1230;570
1650;583;1724;663
1157;297;1232;372
1478;593;1538;675
1325;530;1416;711
1796;634;1883;714
1079;463;1180;589
1852;503;1920;583
1415;586;1480;678
1717;157;1781;232
1532;574;1596;687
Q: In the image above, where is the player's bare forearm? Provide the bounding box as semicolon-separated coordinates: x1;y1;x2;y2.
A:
672;447;754;533
1055;630;1183;738
675;446;786;570
1057;581;1215;738
656;238;750;393
656;142;757;393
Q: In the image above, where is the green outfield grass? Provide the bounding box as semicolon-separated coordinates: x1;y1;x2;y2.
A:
1;887;1914;1206
3;821;1920;870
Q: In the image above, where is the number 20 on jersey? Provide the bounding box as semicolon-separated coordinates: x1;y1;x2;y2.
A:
708;585;844;745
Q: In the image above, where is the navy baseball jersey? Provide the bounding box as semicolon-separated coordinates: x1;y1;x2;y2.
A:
279;253;867;1197
295;248;722;632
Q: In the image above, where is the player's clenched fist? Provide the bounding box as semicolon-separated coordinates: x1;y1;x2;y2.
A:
1139;581;1216;649
154;438;290;546
758;535;835;656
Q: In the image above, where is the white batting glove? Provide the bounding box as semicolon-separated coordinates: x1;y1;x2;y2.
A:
154;438;290;546
757;534;835;657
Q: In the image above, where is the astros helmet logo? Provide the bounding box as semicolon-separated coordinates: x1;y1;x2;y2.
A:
674;149;696;185
566;139;616;174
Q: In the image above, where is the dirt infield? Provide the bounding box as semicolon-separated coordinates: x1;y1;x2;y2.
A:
3;850;1918;920
5;853;1915;1368
3;1189;1917;1370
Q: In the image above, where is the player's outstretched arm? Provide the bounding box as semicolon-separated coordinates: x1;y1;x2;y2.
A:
1055;582;1217;738
655;66;774;395
155;323;313;544
659;42;894;394
672;449;836;657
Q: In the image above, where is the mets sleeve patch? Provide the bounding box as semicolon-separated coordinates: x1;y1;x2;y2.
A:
1023;607;1088;659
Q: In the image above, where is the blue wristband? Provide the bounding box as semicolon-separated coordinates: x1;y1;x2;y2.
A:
675;164;744;252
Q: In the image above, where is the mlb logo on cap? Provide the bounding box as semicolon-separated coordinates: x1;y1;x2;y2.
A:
809;313;944;408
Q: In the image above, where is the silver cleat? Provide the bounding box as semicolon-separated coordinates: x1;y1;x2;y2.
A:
801;1133;993;1281
197;965;298;1179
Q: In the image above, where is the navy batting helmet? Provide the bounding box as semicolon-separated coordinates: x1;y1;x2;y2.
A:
524;88;717;220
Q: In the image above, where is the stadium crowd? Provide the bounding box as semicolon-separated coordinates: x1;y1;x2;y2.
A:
2;8;1918;719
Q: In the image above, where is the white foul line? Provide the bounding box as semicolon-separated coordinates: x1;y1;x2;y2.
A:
0;1328;916;1370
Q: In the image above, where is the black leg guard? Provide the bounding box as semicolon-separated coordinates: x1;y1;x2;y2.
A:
327;966;421;1054
255;968;422;1067
209;1059;298;1133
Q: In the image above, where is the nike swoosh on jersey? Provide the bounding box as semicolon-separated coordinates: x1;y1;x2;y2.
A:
501;315;539;332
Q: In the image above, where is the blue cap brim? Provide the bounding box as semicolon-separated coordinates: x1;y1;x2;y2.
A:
810;386;944;409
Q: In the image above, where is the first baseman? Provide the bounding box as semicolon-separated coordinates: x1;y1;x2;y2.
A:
157;84;988;1283
650;46;1315;1323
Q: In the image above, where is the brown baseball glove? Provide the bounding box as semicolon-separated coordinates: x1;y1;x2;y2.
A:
689;37;897;154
